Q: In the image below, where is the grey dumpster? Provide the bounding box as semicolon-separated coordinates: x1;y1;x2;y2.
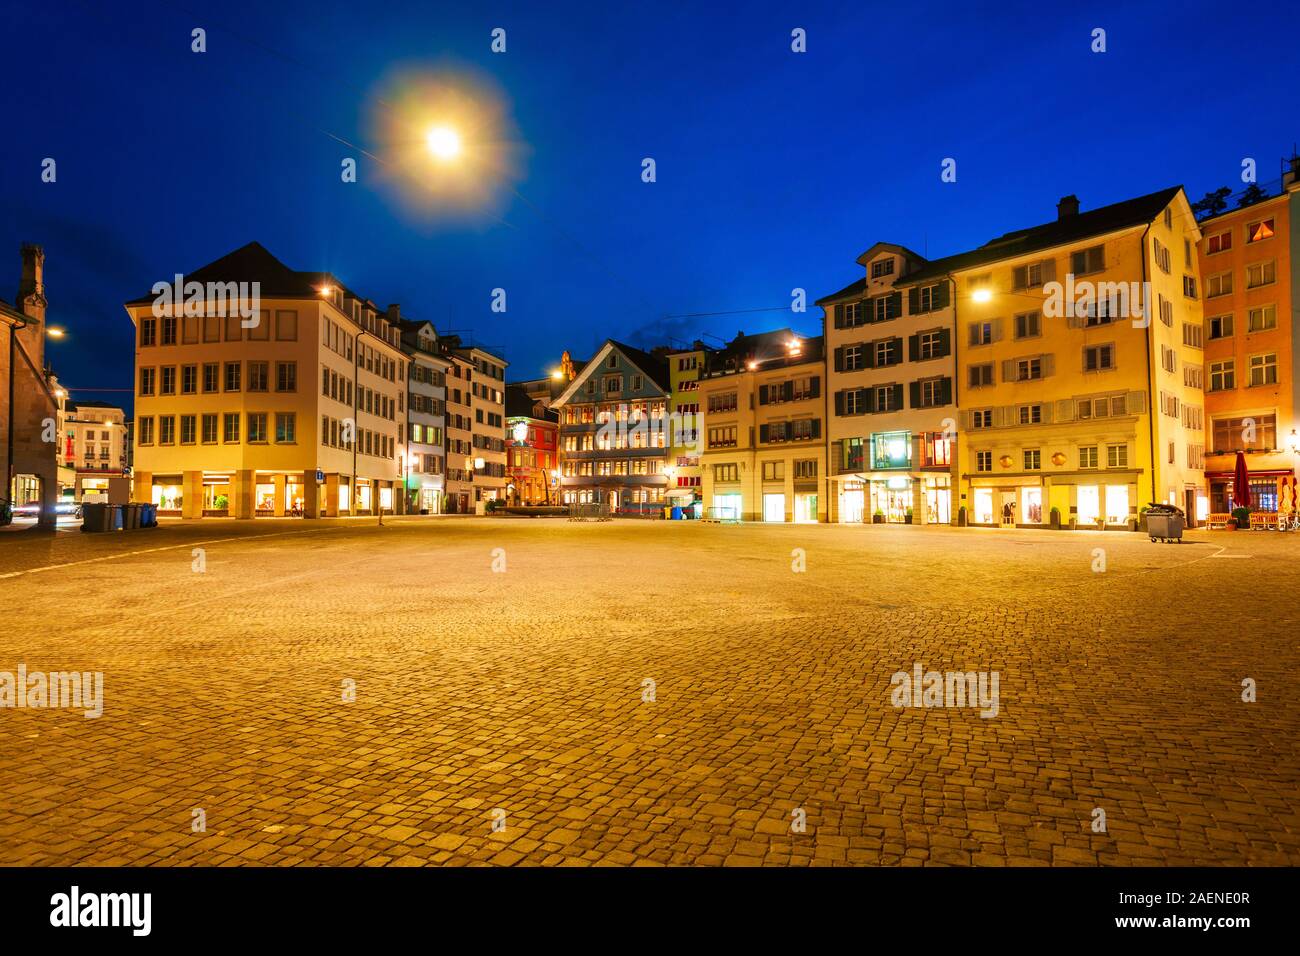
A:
122;503;141;530
1147;512;1184;543
81;502;113;533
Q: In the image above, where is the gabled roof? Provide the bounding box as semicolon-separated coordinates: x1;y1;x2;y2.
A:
505;383;557;422
854;241;925;268
898;186;1184;285
551;339;671;406
124;241;347;306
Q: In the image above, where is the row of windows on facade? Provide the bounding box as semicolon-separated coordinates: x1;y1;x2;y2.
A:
834;332;951;370
834;281;948;328
137;411;304;447
562;431;668;451
140;310;300;347
562;401;668;424
408;423;444;446
583;372;648;397
140;361;299;396
1203;215;1277;257
706;419;822;448
838;433;951;472
321;366;401;420
320;415;398;458
563;458;666;477
711;459;819;483
971;445;1131;473
835;377;954;415
322;316;406;383
508;448;555;469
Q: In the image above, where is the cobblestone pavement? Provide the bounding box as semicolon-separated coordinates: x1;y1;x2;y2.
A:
1;516;1296;866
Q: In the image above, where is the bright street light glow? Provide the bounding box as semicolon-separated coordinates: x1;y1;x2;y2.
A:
425;126;462;160
46;327;66;338
972;288;992;303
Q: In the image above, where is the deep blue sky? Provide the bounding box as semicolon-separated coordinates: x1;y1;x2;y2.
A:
2;0;1297;413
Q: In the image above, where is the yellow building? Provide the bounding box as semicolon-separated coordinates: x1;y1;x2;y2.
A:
698;330;827;522
936;188;1205;527
124;242;410;518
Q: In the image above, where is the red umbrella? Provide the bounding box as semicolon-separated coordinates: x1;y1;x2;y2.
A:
1233;451;1251;509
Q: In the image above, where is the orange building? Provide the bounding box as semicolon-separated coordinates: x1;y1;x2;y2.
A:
1197;160;1300;517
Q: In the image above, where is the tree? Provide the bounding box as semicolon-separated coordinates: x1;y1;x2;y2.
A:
1191;187;1231;220
1237;183;1269;208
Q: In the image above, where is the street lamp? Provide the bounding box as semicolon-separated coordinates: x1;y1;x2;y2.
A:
425;126;462;160
46;326;67;339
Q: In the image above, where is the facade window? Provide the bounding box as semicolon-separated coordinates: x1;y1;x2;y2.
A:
843;345;864;370
139;367;156;396
1208;314;1233;339
841;301;862;327
708;392;738;413
969;363;994;388
139;317;156;347
714;463;739;483
793;459;817;479
1245;218;1274;243
916;378;943;407
1182;275;1197;299
247;413;268;443
223;413;240;443
203;362;219;392
1246;260;1276;288
1206;230;1231;255
870;258;894;278
1208;360;1235;391
1070;244;1105;275
761;461;784;481
138;417;154;445
1016;357;1043;381
1084;344;1115;372
842;388;867;415
917;330;942;360
1023;449;1041;470
874;384;900;411
224;362;241;392
181;365;197;394
969;322;992;346
180;415;196;444
707;426;737;448
1080;446;1098;469
975;450;992;472
1206;272;1232;298
1248;353;1278;387
1212;414;1276;453
160;366;176;395
161;316;178;345
1247;305;1277;332
159;415;175;445
1017;404;1042;425
201;414;218;444
1013;312;1045;338
276;362;297;392
970;408;993;429
275;413;296;443
1182;323;1203;348
1107;444;1128;468
247;361;269;392
1184;364;1204;389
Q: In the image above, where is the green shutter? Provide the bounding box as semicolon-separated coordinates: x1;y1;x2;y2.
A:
909;381;922;408
908;334;919;362
892;383;904;410
908;287;919;314
936;281;950;309
937;327;952;357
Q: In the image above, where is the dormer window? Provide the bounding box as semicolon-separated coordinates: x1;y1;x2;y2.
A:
607;353;618;369
871;258;895;279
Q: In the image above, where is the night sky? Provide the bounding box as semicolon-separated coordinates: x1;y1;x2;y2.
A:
2;0;1296;414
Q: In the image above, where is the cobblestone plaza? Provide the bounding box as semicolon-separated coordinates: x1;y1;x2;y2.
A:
1;518;1296;866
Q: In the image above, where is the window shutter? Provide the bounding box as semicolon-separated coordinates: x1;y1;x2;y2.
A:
908;334;919;362
1001;359;1015;382
834;347;844;372
1013;266;1027;290
759;424;769;443
1041;353;1055;377
1126;391;1146;415
834;306;846;330
889;291;902;318
1055;399;1074;422
811;419;821;439
834;391;845;416
991;317;1004;341
831;439;842;471
937;327;952;357
909;381;922;408
939;376;953;406
908;287;919;315
891;338;903;366
783;381;794;402
810;377;820;399
891;383;904;410
758;385;768;405
936;282;950;309
863;387;875;414
1040;403;1053;424
1041;258;1056;283
1071;250;1086;274
864;341;877;369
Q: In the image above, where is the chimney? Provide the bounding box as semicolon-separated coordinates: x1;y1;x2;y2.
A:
386;303;401;323
1284;152;1300;191
1056;195;1080;220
